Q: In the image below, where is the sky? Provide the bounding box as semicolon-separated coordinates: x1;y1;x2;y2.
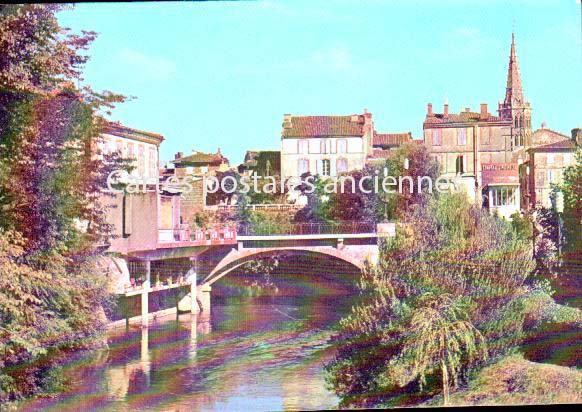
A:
57;0;582;164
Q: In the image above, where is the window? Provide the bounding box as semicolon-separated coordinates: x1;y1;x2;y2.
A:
432;129;442;146
457;128;467;145
548;170;556;184
127;142;135;159
321;159;331;176
297;159;309;176
481;128;491;145
336;158;348;174
321;139;332;154
138;145;145;176
149;148;157;177
490;187;517;207
116;140;123;155
298;139;309;154
337;139;347;154
455;155;466;174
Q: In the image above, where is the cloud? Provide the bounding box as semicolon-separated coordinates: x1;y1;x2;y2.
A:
118;48;177;80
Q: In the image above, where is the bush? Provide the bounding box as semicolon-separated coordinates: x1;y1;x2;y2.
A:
325;193;540;407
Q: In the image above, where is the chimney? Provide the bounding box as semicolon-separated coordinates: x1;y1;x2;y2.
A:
480;103;488;118
175;152;183;160
465;107;470;113
283;113;292;128
427;103;433;115
572;128;582;146
444;103;449;116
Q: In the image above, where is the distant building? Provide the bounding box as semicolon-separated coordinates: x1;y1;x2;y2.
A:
164;149;230;224
100;122;164;180
367;131;413;164
171;149;229;178
522;126;579;208
280;110;410;178
423;32;532;218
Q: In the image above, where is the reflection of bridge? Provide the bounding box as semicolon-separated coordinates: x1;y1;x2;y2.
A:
108;217;394;327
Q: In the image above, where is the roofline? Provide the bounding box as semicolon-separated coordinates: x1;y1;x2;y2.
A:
103;122;164;146
423;119;512;128
528;146;575;152
281;134;365;139
533;128;570;139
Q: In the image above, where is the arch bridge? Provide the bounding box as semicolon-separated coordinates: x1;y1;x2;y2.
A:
192;221;395;313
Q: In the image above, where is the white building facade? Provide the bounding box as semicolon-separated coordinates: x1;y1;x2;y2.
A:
280;112;375;179
100;123;164;181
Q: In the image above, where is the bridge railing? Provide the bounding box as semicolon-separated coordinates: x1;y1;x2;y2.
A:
158;224;237;246
237;221;376;236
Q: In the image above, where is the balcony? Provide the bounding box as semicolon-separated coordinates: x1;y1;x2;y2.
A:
158;224;237;248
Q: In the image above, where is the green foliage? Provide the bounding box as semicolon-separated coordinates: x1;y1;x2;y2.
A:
555;147;582;256
293;143;439;224
0;230;108;402
428;353;582;406
325;192;543;407
387;294;487;405
0;5;124;402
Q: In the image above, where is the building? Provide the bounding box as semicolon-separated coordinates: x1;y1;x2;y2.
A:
422;32;531;218
171;149;229;178
280;110;411;178
522;126;579;208
163;149;230;224
100;122;164;180
367;131;413;164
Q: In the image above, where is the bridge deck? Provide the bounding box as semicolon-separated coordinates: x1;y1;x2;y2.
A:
237;233;378;241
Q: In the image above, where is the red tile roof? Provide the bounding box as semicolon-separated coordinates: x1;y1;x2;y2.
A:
373;132;412;146
529;139;575;152
173;151;227;165
424;111;506;125
282;115;365;138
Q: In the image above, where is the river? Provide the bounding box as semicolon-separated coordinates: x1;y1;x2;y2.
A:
19;295;355;412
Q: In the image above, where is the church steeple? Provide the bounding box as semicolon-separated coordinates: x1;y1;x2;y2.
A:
504;32;524;107
498;31;532;149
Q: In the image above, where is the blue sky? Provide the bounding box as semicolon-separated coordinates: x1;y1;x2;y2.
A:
58;0;581;164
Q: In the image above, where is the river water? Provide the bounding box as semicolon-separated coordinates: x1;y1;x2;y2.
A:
19;295;355;412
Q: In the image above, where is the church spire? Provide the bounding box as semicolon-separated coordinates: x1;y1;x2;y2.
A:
498;30;532;150
504;31;524;107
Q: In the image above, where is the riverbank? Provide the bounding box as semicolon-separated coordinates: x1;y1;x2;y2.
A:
424;353;582;406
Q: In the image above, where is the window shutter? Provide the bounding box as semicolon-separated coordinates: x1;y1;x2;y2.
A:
462;155;468;173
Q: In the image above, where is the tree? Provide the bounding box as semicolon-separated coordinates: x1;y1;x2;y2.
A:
390;294;487;405
0;5;126;400
556;147;582;257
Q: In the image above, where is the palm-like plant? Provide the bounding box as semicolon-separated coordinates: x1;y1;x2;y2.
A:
392;293;487;405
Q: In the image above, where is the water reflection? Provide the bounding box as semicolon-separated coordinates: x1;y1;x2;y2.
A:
19;295;351;412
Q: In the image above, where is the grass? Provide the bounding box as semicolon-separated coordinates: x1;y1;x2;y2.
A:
425;353;582;406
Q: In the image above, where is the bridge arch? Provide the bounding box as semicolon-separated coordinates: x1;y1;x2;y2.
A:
201;247;367;287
